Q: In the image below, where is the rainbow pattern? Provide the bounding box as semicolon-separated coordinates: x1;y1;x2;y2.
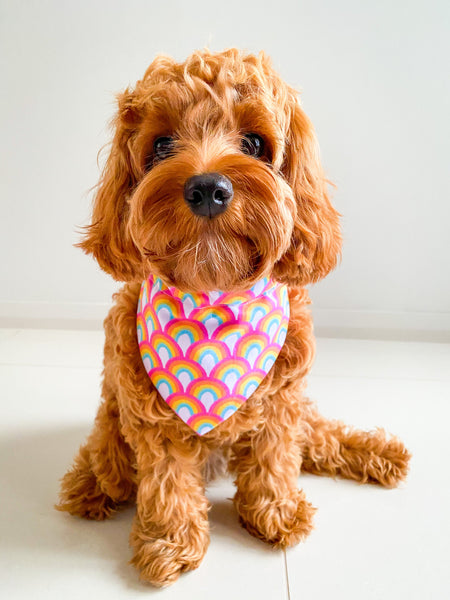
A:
214;322;252;352
255;344;282;372
235;333;270;367
241;296;275;326
136;313;147;344
165;319;208;353
147;368;183;397
233;369;266;397
142;303;160;335
210;396;246;420
139;341;162;371
166;393;205;421
191;305;236;336
166;358;206;386
137;275;290;435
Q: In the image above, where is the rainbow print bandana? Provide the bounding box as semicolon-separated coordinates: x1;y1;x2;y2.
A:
137;275;290;436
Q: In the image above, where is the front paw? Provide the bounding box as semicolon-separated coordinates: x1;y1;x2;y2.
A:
235;489;316;548
56;448;117;520
129;517;209;587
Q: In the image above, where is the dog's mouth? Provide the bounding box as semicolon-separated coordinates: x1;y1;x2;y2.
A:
133;188;296;292
142;232;267;293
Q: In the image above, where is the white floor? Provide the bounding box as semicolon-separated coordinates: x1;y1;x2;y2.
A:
0;329;449;599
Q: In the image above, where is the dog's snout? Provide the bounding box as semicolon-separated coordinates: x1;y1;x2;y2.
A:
184;173;234;218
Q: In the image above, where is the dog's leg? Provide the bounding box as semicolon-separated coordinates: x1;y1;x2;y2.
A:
56;385;136;520
229;388;316;548
129;429;209;587
301;404;411;487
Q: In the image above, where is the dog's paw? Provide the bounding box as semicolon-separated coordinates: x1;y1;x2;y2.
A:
235;489;316;548
363;434;411;488
129;518;209;587
56;464;118;520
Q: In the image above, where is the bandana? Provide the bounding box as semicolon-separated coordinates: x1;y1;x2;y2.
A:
137;275;289;436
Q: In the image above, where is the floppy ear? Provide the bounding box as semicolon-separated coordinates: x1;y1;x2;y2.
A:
78;91;143;281
273;98;342;286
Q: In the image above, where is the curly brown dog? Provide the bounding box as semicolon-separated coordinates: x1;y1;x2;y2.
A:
57;48;410;587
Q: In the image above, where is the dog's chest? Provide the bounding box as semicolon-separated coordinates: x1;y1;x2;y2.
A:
137;276;289;435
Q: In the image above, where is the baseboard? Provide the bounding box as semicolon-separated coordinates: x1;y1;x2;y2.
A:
312;308;450;342
0;301;449;342
0;301;109;331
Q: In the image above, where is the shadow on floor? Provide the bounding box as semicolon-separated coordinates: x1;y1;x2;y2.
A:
0;424;271;591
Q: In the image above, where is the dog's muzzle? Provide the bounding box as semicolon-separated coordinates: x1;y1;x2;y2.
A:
184;173;233;218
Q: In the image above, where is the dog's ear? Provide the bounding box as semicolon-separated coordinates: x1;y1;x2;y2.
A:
78;91;143;281
273;98;342;286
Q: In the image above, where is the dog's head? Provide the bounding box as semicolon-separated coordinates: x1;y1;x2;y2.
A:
80;49;341;291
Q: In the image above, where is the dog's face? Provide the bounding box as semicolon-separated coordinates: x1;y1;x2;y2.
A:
80;49;341;291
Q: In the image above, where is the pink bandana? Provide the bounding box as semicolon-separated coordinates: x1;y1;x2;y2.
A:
137;275;289;436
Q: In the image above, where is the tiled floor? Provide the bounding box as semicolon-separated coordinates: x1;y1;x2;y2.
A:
0;329;449;599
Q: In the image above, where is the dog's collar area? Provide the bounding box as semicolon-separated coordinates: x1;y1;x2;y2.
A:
137;275;290;435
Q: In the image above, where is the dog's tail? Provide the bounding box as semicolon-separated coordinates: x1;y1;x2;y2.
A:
300;404;411;488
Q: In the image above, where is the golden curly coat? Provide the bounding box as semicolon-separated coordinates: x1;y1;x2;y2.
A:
57;49;410;587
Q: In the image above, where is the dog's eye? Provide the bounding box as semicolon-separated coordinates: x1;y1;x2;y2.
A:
153;136;175;160
241;133;264;158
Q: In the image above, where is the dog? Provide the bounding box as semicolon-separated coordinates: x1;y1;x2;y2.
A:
57;48;410;587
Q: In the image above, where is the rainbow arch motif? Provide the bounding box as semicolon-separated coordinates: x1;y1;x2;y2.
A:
187;412;223;436
148;368;183;398
210;358;250;392
152;292;183;324
254;344;282;372
136;274;290;436
166;393;205;422
274;320;289;347
241;296;275;326
166;358;206;390
235;333;270;367
186;378;229;410
136;313;148;344
169;288;209;307
233;369;266;397
190;305;237;336
213;322;252;352
186;340;230;374
258;309;284;339
150;332;182;365
216;289;254;306
165;319;208;351
142;303;160;335
210;395;246;421
139;341;162;371
271;283;289;308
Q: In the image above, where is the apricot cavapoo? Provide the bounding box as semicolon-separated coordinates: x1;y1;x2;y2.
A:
57;48;410;586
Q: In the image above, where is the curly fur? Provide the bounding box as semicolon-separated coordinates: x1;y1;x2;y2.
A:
56;48;410;587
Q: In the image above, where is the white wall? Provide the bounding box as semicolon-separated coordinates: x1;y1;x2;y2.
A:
1;0;449;339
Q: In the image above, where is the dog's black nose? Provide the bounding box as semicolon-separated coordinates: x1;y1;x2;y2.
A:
184;173;234;218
